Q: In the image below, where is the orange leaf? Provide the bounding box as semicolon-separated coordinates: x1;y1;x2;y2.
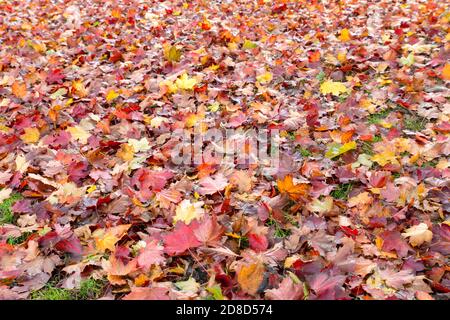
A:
277;175;308;200
237;262;265;295
442;63;450;81
93;224;131;252
12;81;27;99
339;29;352;42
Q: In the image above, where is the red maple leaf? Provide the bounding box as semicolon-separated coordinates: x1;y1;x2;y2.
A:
68;161;89;184
248;233;268;252
163;223;201;256
46;69;65;84
381;230;411;257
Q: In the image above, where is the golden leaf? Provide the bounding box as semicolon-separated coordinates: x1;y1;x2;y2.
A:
106;89;119;103
339;29;351;42
256;71;273;84
117;143;134;162
175;73;198;90
442;63;450;81
66;126;90;144
320;80;348;96
93;224;131;252
20;127;40;144
237;262;265;295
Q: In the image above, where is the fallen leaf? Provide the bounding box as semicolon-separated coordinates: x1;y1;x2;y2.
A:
320;80;348;96
66;126;91;144
173;199;205;225
106;89;119;103
137;239;165;270
338;29;351;42
93;224;131;252
175;73;197;90
402;223;433;247
442;63;450;80
163;223;201;255
277;175;308;200
12;81;27;99
20;127;40;144
265;276;304;300
237;262;265;295
325;141;356;159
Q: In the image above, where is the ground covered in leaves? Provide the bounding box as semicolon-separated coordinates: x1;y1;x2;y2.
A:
0;0;449;300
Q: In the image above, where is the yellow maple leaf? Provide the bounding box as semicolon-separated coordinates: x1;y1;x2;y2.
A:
185;113;205;128
72;80;88;97
163;44;182;62
117;143;134;161
256;71;273;84
66;126;90;144
20;127;40;144
371;150;399;166
402;223;433;247
93;224;131;252
87;185;97;193
339;29;352;42
320;80;348;96
159;79;178;94
106;89;119;103
242;39;257;50
337;51;347;63
175;73;198;90
173;199;205;225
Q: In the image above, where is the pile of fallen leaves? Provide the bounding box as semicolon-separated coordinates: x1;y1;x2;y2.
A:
0;0;449;300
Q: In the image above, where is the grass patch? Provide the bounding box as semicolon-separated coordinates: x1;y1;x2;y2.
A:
404;115;426;131
296;147;312;157
360;135;382;155
421;160;438;168
30;278;106;300
367;109;391;124
265;218;292;238
30;286;73;300
238;236;249;249
0;193;23;225
360;141;374;155
7;232;33;245
372;135;382;142
392;172;401;179
77;278;106;300
331;183;353;200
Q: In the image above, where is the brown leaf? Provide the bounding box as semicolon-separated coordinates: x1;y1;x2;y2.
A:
237;262;265;295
